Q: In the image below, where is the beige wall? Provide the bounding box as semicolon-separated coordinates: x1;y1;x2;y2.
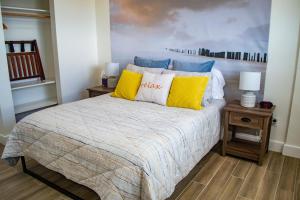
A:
50;0;99;103
0;8;16;143
264;0;300;152
95;0;112;84
284;45;300;158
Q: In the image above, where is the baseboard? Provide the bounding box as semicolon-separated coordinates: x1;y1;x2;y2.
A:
0;133;8;145
269;140;284;152
283;144;300;159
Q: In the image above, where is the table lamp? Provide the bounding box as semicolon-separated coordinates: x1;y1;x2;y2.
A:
239;72;261;108
105;63;120;77
102;63;120;88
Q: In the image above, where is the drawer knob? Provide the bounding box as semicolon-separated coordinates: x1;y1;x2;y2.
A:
241;117;251;123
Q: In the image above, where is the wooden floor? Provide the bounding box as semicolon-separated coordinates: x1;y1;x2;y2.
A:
1;144;299;200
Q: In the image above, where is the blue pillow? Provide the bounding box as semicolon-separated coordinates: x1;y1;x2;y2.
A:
173;60;215;72
134;56;170;69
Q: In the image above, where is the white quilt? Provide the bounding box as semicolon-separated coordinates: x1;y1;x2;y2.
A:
2;94;225;200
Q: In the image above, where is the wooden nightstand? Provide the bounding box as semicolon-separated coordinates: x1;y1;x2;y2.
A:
87;86;115;98
222;100;275;165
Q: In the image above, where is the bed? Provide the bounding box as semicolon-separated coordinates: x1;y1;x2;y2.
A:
2;94;225;200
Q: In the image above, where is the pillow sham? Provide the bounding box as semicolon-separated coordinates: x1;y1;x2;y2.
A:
163;69;212;106
134;56;170;69
136;72;175;105
126;64;164;74
173;60;215;72
111;70;142;100
167;76;209;110
211;68;226;99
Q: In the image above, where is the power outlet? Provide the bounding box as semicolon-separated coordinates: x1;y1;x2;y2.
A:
272;118;278;127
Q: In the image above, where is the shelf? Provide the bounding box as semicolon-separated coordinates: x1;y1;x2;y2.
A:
1;6;50;19
2;11;50;19
11;80;56;91
14;98;58;114
226;138;261;161
1;6;49;13
235;132;260;143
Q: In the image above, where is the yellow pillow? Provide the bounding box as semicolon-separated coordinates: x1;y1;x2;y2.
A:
167;76;209;110
111;70;143;100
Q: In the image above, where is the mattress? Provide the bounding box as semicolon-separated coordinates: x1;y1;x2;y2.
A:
2;94;225;200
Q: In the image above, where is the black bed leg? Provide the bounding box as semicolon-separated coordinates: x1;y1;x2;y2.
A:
20;156;27;173
20;156;83;200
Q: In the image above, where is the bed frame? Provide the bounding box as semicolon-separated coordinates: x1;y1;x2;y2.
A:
20;157;84;200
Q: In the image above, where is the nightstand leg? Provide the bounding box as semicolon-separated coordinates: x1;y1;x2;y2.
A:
266;116;272;153
222;111;229;156
259;118;270;165
232;125;236;140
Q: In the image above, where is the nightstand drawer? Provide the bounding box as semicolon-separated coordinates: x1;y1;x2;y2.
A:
229;112;264;129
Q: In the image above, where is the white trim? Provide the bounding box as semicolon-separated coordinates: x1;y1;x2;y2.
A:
283;144;300;159
11;80;56;91
269;139;284;152
1;6;49;13
0;133;8;145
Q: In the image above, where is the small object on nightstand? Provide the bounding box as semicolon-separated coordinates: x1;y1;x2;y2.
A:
87;85;115;98
222;100;275;165
102;63;120;88
260;101;273;109
239;72;261;108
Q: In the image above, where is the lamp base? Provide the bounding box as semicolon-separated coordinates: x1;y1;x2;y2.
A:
241;92;256;108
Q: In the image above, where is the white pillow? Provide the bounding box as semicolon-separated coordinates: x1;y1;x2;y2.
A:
126;64;164;74
211;68;225;99
163;69;212;106
136;71;175;105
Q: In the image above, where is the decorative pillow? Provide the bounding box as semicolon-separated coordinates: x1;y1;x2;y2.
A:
167;76;209;110
111;70;143;100
163;69;212;106
136;72;175;105
211;68;226;99
134;56;170;69
173;60;215;72
126;64;164;74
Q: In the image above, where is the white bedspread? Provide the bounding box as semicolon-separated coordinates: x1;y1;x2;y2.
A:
2;94;225;200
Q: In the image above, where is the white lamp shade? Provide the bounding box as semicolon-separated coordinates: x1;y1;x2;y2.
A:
105;63;120;77
239;72;261;91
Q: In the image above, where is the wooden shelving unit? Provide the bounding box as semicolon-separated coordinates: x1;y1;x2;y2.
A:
11;80;56;91
1;4;57;118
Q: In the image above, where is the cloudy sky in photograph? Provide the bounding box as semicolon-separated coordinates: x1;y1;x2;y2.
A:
110;0;271;54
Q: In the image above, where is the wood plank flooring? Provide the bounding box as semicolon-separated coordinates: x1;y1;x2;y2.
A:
1;144;299;200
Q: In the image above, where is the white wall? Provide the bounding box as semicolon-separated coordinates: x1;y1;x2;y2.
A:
284;46;300;158
264;0;300;152
50;0;98;103
0;9;16;144
95;0;112;84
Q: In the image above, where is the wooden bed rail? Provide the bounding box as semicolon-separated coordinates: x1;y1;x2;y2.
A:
5;40;45;81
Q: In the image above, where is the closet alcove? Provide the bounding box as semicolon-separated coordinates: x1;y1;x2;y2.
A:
1;0;58;121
